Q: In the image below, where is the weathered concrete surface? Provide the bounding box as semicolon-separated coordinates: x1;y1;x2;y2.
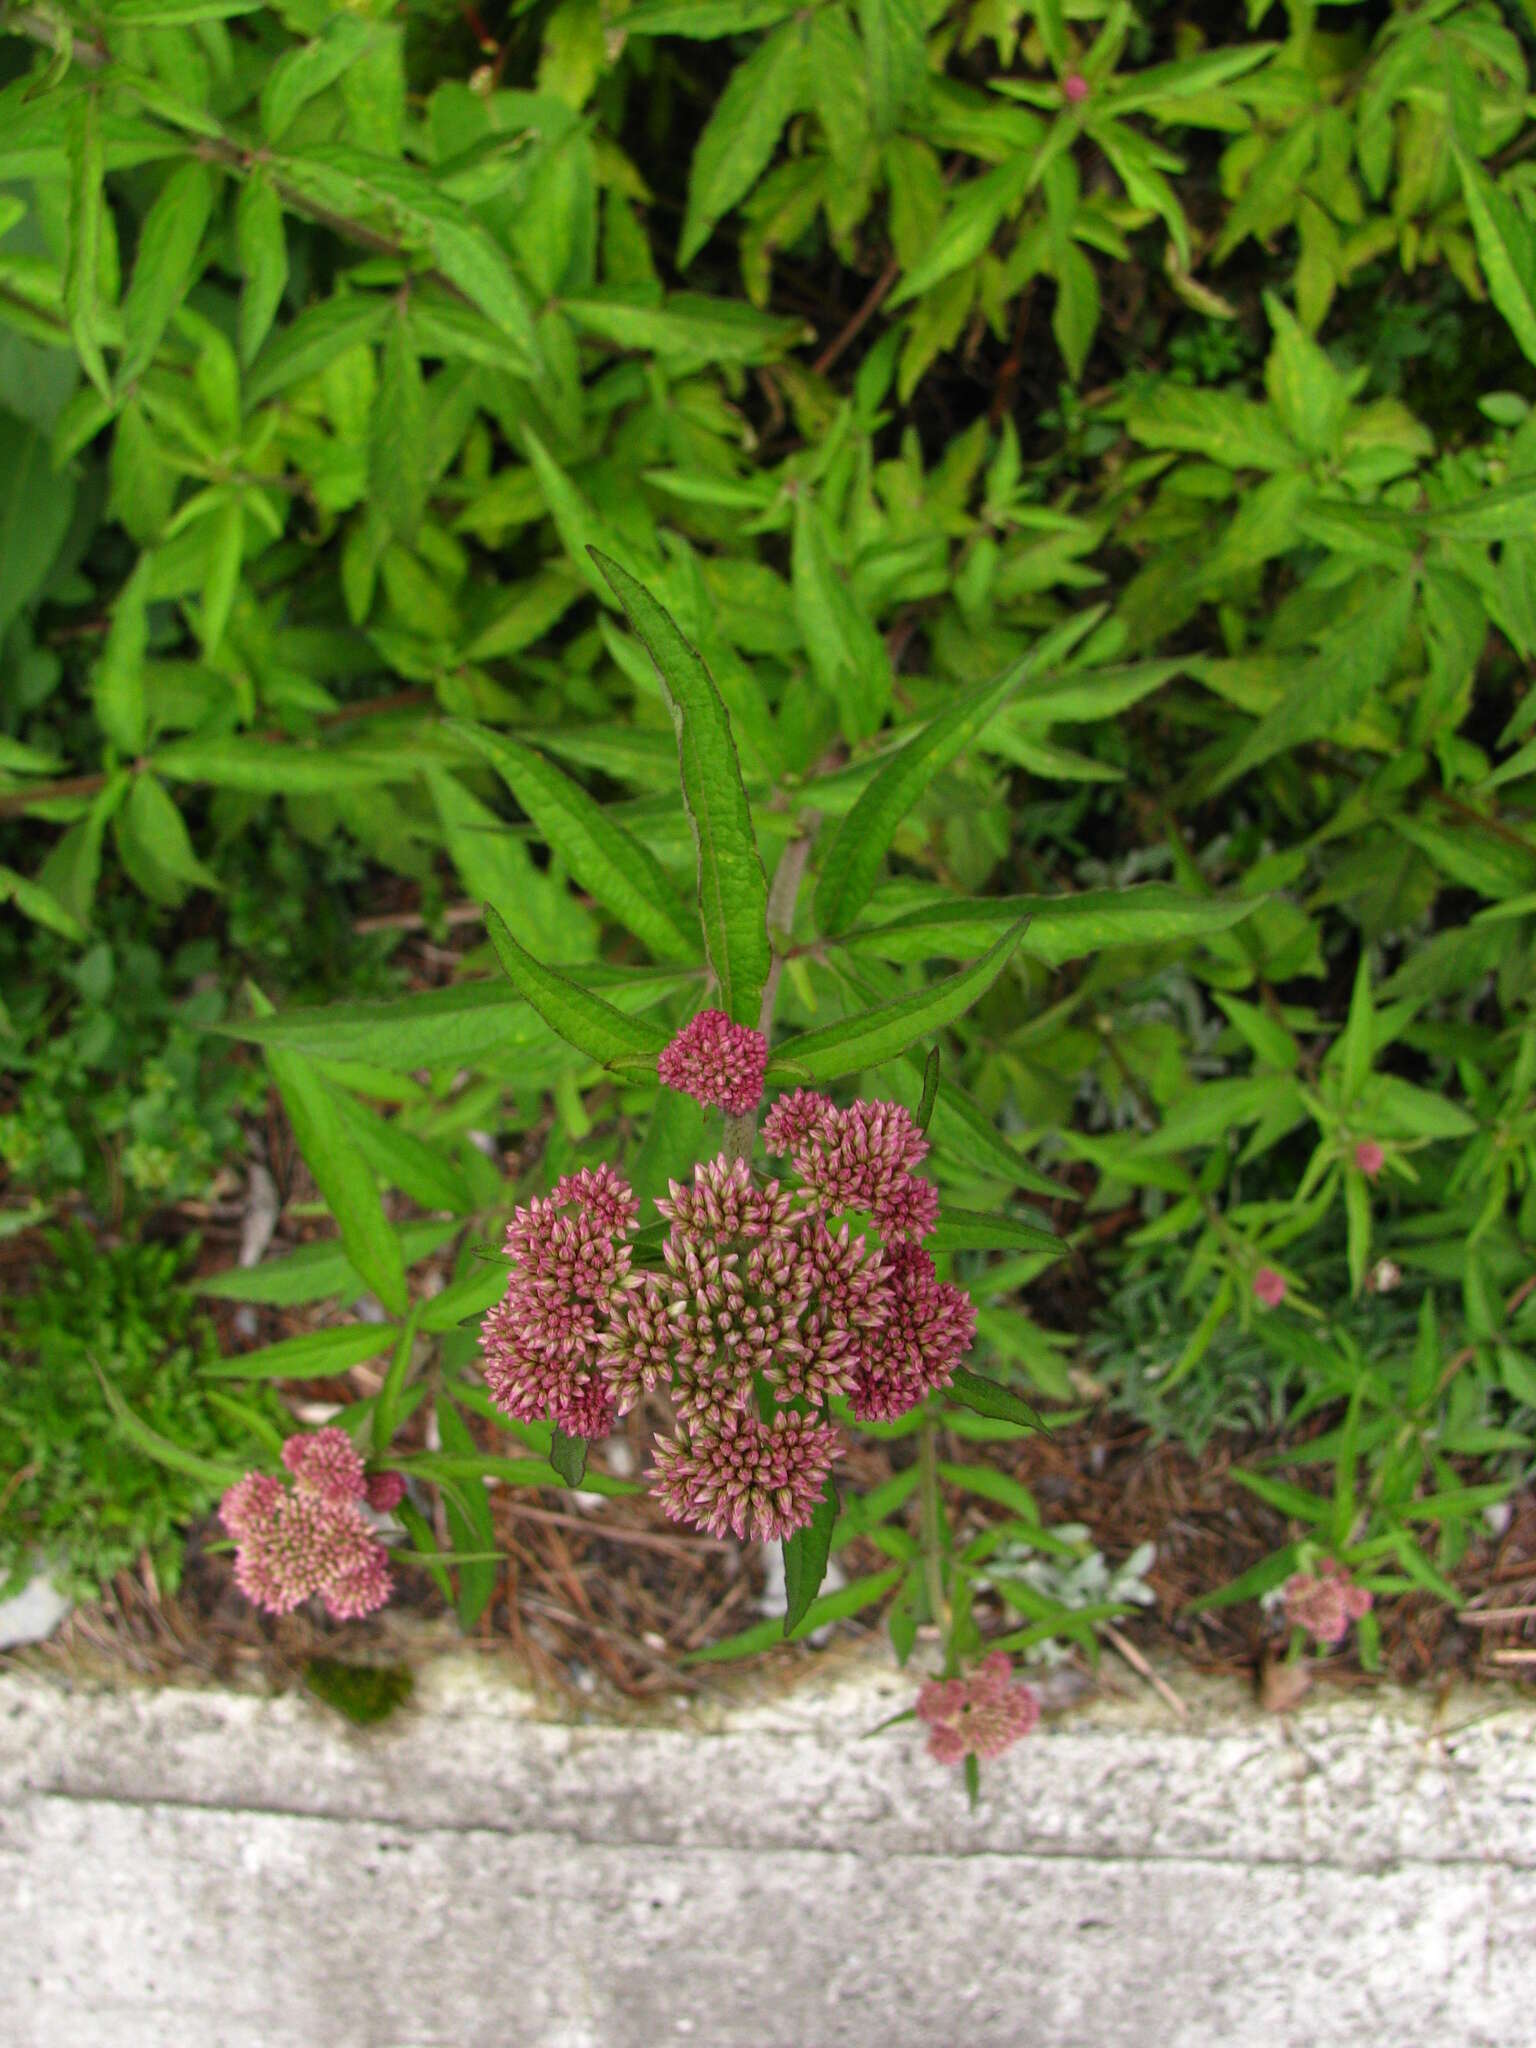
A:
3;1650;1534;2048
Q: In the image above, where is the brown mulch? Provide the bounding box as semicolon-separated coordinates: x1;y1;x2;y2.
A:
12;1373;1536;1716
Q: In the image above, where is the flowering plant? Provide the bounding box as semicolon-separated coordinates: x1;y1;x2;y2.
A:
161;561;1073;1788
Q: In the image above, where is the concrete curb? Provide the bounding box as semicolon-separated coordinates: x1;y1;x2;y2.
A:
4;1653;1534;2047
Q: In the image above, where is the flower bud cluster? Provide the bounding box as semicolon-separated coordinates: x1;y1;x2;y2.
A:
219;1428;399;1621
481;1065;978;1547
1282;1558;1372;1646
915;1651;1040;1763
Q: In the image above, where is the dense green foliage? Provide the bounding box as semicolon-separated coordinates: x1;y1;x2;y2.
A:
0;1224;276;1598
4;0;1536;1662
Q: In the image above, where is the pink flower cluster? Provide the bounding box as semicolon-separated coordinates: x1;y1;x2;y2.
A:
481;1084;977;1546
763;1089;940;1242
915;1651;1040;1763
1283;1559;1372;1646
657;1009;769;1115
219;1428;399;1621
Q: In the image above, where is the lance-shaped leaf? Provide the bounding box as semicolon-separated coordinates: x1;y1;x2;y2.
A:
842;883;1261;967
769;921;1027;1083
782;1472;838;1635
924;1212;1062;1255
916;1046;941;1133
814;610;1103;936
201;1325;401;1380
119;161;214;386
449;721;698;962
946;1366;1043;1433
590;550;771;1027
257;994;410;1318
484;904;671;1069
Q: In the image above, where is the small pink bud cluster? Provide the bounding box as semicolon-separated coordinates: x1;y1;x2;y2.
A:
658;1009;769;1116
915;1651;1040;1764
481;1087;976;1546
1253;1266;1287;1309
1354;1139;1385;1179
219;1429;398;1621
1062;72;1090;103
1282;1559;1372;1646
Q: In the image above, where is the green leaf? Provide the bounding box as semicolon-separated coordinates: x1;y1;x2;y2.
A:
209;965;693;1069
679;20;807;267
195;1220;458;1304
770;921;1027;1082
259;1007;410;1317
245;293;392;408
0;867;85;942
1453;143;1536;370
103;0;262;20
549;1426;590;1486
65;95;111;402
449;721;698;962
1186;1543;1300;1613
1210;576;1415;795
562;293;807;367
814;612;1102;935
924;1212;1062;1255
120;162;213;386
0;410;76;646
843;884;1259;967
122;772;221;898
858;0;927;136
152;735;409;793
679;1564;904;1663
331;1090;473;1214
916;1046;940;1133
484;904;671;1068
94;1362;247;1488
946;1366;1043;1432
261;14;375;142
370;310;426;544
235;174;288;367
626;0;800;29
1052;242;1100;383
890;153;1035;306
591;550;771;1027
435;1397;499;1628
782;1471;838;1634
791;496;893;743
202;1324;401;1379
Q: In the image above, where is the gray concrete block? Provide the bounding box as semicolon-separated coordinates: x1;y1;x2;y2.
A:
3;1651;1534;2047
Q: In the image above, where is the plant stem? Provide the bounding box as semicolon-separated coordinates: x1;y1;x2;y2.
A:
721;814;820;1167
918;1410;951;1660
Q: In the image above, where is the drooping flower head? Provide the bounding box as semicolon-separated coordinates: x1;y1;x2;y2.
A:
652;1409;843;1543
658;1010;769;1116
219;1431;393;1621
849;1242;976;1421
915;1651;1040;1764
1283;1558;1372;1646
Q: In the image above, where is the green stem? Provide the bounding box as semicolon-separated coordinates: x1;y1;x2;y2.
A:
721;814;820;1168
918;1410;951;1664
